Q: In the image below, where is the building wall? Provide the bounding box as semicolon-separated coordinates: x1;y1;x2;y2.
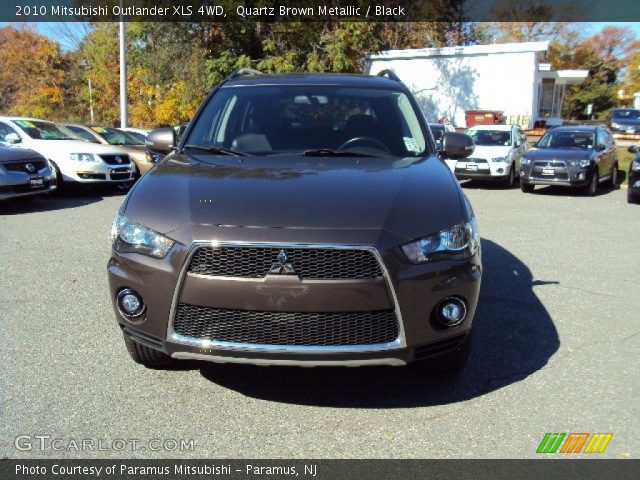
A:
366;51;539;128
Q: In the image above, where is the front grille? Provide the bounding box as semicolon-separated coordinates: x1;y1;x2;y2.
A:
533;161;565;168
173;303;399;346
100;154;130;165
531;160;569;180
2;160;46;173
188;246;382;279
465;158;488;164
110;172;133;180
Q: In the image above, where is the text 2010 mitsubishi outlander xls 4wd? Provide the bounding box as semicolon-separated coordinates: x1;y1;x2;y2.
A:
108;70;482;373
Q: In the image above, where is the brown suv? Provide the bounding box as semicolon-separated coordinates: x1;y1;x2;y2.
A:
108;70;481;373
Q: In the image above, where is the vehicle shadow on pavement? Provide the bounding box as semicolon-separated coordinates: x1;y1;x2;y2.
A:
199;239;561;407
0;186;123;215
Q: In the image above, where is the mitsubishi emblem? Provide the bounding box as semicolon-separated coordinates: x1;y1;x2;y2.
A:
269;250;296;275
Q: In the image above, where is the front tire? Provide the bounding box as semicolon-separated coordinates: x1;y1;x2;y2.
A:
611;164;619;189
410;332;472;375
629;191;640;204
503;167;516;188
521;182;534;193
123;333;176;369
584;170;598;196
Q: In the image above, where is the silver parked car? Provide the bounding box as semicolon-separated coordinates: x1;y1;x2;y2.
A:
0;146;56;200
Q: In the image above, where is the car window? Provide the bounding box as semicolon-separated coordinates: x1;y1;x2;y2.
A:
612;109;640;119
465;129;512;146
10;120;77;140
186;85;428;157
0;122;20;142
92;127;145;146
66;126;100;143
538;131;594;149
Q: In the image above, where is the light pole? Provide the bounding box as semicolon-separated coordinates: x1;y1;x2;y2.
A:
119;5;128;128
88;77;94;124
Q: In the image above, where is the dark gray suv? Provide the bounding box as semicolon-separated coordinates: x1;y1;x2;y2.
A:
108;70;481;373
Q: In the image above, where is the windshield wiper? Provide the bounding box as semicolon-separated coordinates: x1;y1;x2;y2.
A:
301;149;380;157
182;144;247;156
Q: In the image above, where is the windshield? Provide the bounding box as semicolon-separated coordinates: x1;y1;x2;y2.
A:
66;126;100;143
92;127;145;145
537;131;595;150
612;109;640;120
186;85;428;157
465;129;511;146
12;120;77;140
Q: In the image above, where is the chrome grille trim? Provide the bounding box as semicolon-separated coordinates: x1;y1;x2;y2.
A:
187;245;382;279
167;241;406;353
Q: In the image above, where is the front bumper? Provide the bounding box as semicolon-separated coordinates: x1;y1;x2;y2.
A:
108;229;481;367
0;167;56;200
59;161;136;183
452;160;512;181
520;163;590;187
628;169;640;194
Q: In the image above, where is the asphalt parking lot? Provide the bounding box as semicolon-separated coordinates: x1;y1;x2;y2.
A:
1;182;638;459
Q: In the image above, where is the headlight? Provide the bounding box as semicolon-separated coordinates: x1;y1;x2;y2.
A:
611;122;622;130
145;151;163;163
521;158;532;165
111;214;175;258
569;159;591;168
402;219;480;263
491;156;508;163
632;160;640;172
70;153;98;162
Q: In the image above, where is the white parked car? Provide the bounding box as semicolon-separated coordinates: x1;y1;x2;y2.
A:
0;117;136;188
445;124;527;187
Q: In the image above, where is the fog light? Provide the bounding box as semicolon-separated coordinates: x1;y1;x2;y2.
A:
436;297;467;327
577;172;585;181
117;289;145;318
497;168;504;174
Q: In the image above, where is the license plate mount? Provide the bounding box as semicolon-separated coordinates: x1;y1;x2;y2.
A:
542;167;555;176
29;177;44;188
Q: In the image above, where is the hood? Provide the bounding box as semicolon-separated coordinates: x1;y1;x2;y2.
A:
123;153;464;241
468;145;511;159
523;148;594;161
0;145;44;162
21;138;131;156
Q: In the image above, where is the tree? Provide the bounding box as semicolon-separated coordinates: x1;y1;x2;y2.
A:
0;26;66;119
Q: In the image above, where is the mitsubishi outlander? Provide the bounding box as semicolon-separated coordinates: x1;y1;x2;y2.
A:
108;70;481;373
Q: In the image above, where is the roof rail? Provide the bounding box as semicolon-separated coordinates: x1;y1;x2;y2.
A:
376;69;402;83
227;68;263;80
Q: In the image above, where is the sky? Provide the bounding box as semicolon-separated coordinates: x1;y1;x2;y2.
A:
2;21;640;51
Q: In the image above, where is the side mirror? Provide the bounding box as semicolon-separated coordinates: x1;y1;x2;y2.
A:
5;132;21;144
514;140;521;148
145;128;176;155
442;132;474;159
628;145;638;154
596;144;606;152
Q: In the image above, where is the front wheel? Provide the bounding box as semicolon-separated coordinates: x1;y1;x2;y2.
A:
503;167;516;188
123;333;176;369
629;192;640;204
410;332;472;375
584;171;598;196
521;182;534;193
610;164;619;189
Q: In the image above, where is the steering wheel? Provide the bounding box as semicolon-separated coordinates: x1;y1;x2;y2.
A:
338;137;390;153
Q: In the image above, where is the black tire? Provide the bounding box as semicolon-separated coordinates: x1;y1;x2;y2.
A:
584;170;598;196
521;182;534;193
503;167;516;188
629;191;640;204
610;164;619;189
123;333;176;369
49;160;64;191
410;332;472;375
